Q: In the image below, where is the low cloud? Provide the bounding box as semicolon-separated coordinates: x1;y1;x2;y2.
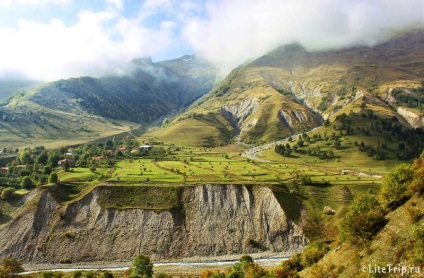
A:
0;0;422;81
184;0;424;76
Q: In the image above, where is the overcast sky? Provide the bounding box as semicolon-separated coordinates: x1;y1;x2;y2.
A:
0;0;423;81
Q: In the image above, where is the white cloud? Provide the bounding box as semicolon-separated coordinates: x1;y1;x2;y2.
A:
0;2;176;80
0;0;422;81
184;0;424;75
0;0;71;6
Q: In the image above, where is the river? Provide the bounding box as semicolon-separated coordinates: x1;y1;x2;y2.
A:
21;256;289;275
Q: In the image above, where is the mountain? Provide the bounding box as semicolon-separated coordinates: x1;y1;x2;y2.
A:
0;55;217;148
150;30;424;147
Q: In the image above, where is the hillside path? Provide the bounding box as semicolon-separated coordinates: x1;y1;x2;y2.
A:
241;127;321;162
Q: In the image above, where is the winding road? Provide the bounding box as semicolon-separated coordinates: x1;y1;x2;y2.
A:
241;127;321;162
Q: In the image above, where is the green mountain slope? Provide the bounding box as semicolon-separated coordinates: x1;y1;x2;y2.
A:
0;56;216;148
151;30;424;147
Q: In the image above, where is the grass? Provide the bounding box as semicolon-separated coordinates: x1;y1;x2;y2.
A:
47;183;96;204
146;115;234;147
96;185;181;210
58;167;109;183
0;138;391;239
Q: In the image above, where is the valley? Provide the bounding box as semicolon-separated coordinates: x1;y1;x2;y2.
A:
0;30;424;277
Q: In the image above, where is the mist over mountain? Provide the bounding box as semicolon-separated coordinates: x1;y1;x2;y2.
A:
0;55;217;148
0;30;423;149
150;30;424;146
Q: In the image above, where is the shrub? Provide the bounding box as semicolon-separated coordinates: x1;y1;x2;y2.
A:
71;271;82;278
278;253;303;275
380;164;414;210
37;271;64;278
341;193;386;246
409;151;424;194
301;241;329;267
309;262;344;278
1;187;16;200
129;255;153;278
405;201;424;223
0;258;24;276
153;273;170;278
20;176;33;189
48;172;58;184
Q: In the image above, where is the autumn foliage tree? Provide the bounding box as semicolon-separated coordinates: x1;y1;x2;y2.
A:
0;258;24;277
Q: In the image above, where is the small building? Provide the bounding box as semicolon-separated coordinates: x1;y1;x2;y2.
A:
139;145;153;151
130;148;138;154
92;156;106;161
58;159;75;167
0;150;4;156
118;146;127;151
0;167;8;172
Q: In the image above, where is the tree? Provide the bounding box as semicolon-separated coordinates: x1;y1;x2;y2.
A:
62;159;70;171
105;139;114;149
409;151;424;194
47;152;61;167
341;193;386;245
19;151;32;164
323;119;331;126
48;172;58;184
0;258;24;276
37;150;49;165
20;176;33;189
227;256;255;278
380;163;414;210
129;255;153;278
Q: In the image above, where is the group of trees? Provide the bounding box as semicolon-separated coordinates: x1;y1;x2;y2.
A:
392;86;424;110
0;137;172;201
0;146;60;193
280;151;424;276
274;131;339;160
340;151;424;246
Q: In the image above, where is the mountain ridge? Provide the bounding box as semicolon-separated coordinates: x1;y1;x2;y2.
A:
148;30;424;147
0;55;217;148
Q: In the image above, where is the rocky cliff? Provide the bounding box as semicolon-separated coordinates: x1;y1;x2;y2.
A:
0;184;308;263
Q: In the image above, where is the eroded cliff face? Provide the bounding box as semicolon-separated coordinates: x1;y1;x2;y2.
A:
397;107;424;128
0;184;308;263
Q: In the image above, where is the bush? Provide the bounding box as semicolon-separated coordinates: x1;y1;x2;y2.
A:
341;193;386;246
1;187;16;200
301;241;329;267
20;176;33;189
409;151;424;195
277;253;303;276
129;255;153;278
153;273;170;278
71;271;82;278
380;164;414;210
308;262;344;278
48;172;58;184
405;201;424;223
102;271;114;278
37;271;64;278
0;258;24;276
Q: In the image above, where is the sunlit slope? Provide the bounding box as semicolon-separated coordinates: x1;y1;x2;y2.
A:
151;30;424;147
